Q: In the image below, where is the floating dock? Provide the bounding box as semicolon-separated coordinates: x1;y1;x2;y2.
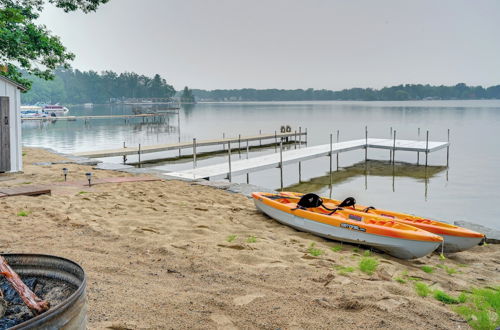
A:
165;138;449;181
73;131;307;158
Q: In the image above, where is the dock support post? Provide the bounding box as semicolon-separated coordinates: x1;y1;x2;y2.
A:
305;127;308;146
193;138;197;169
123;142;127;164
299;127;302;148
222;133;225;151
259;129;262;146
246;139;250;184
390;127;393;161
228;141;232;182
417;127;420;165
275;130;278;152
279;139;283;191
365;126;368;161
446;128;450;167
138;144;141;168
178;111;181;157
238;134;241;152
336;130;340;170
392;130;396;164
425;130;429;167
294;130;297;149
329;133;333;188
298;161;302;182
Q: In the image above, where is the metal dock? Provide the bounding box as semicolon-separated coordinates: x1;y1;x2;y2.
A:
73;131;307;159
165;138;450;181
21;113;168;121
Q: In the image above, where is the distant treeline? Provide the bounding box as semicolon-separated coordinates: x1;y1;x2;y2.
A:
192;83;500;101
22;69;176;104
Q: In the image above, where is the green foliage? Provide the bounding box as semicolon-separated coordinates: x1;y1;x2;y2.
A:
0;0;109;88
394;277;407;284
335;266;355;276
22;69;176;104
358;257;378;275
439;253;447;260
226;235;237;243
414;282;431;297
445;266;458;275
454;287;500;330
434;290;461;304
363;250;371;257
352;247;360;253
307;242;323;257
180;86;195;103
420;265;434;274
246;236;257;243
191;83;500;102
16;210;29;216
330;245;343;252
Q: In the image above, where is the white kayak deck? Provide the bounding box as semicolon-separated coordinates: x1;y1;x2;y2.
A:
166;138;449;180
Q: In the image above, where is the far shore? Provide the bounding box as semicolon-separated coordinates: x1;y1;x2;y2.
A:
0;147;498;329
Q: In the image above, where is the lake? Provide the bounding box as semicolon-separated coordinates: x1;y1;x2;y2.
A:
22;100;500;229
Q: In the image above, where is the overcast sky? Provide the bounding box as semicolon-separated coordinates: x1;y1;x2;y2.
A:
39;0;500;90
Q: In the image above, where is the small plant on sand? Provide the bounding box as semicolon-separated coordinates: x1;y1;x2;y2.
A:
352;247;360;253
358;257;378;275
338;266;355;276
454;287;500;330
22;152;26;156
330;245;343;252
433;290;462;304
439;253;446;260
246;236;257;243
16;210;29;217
363;250;371;257
394;277;407;284
78;191;89;195
414;282;431;297
445;266;458;275
420;265;434;274
226;235;237;243
21;181;32;185
307;242;323;257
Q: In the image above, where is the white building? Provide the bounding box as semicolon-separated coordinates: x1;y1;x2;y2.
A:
0;75;25;173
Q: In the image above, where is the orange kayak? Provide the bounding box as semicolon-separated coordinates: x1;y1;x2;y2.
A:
252;192;442;259
278;192;484;253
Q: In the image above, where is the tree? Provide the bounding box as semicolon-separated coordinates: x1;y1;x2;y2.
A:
0;0;109;89
180;86;195;103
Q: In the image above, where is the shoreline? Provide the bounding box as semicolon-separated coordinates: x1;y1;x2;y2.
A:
0;147;498;329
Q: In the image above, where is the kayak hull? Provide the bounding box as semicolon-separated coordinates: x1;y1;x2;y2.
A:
254;198;441;259
441;234;484;253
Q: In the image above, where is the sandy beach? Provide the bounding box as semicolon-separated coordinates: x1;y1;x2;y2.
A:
0;147;498;329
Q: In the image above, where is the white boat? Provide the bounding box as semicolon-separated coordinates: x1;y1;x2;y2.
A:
42;104;69;114
20;107;48;119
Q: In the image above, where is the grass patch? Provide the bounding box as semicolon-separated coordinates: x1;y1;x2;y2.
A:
358;257;379;275
246;236;257;243
445;266;458;275
420;265;434;274
226;235;237;243
78;191;89;195
330;245;343;252
21;182;32;185
439;253;446;260
434;290;462;304
363;250;371;257
307;243;323;257
16;210;30;217
394;277;407;284
352;247;360;253
414;282;431;297
22;152;26;156
333;265;355;275
454;287;500;330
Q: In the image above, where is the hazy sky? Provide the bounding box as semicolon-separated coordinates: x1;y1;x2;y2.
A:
39;0;500;90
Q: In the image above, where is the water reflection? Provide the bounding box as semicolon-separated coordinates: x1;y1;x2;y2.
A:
285;160;447;196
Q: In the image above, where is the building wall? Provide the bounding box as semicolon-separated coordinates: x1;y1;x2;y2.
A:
0;79;22;172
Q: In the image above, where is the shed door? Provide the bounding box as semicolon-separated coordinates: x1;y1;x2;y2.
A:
0;96;10;172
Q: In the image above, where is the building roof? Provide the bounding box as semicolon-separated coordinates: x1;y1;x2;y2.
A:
0;75;28;91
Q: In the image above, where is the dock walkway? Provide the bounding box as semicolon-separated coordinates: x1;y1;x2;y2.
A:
165;138;449;181
22;113;167;121
73;131;306;158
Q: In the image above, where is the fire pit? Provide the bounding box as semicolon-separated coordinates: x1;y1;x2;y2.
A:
0;254;86;329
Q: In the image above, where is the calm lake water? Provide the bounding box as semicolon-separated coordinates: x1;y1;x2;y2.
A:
22;100;500;229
